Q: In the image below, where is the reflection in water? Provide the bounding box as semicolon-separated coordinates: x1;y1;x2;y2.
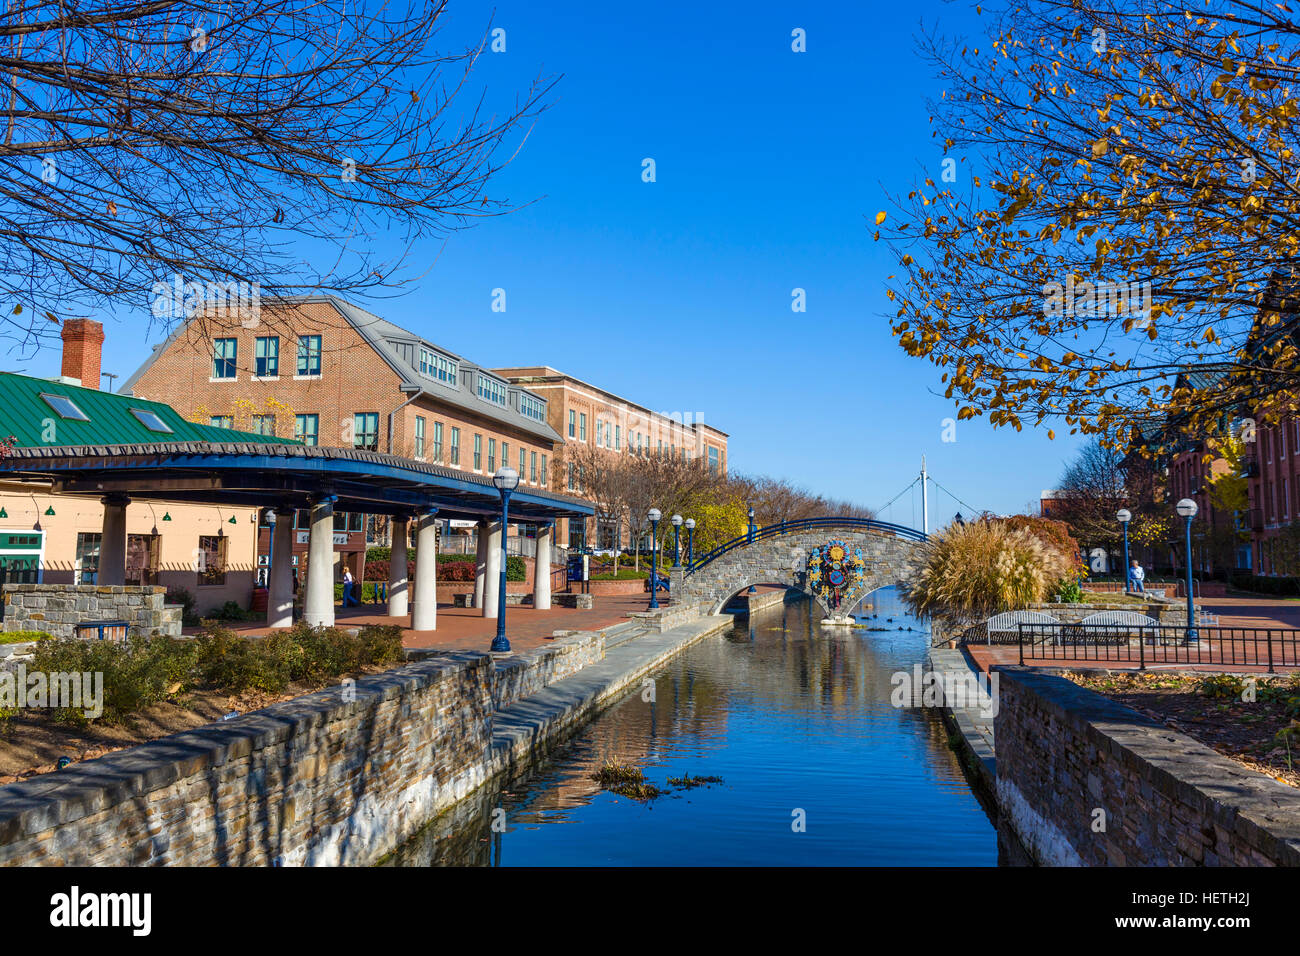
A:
386;588;997;867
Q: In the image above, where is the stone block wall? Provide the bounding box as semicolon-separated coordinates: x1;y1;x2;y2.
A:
2;584;183;639
0;624;614;866
994;667;1300;866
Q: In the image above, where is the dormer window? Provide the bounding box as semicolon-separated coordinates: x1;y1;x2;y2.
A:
477;374;506;406
520;393;546;422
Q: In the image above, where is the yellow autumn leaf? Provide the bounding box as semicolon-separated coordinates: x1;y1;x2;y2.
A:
875;211;887;225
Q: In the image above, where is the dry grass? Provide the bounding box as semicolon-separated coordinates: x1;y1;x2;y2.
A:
904;520;1072;626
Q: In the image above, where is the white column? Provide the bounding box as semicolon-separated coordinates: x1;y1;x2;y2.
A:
481;519;502;619
534;523;552;610
412;511;439;630
473;519;488;608
304;496;336;627
98;495;129;586
388;516;409;618
267;507;295;628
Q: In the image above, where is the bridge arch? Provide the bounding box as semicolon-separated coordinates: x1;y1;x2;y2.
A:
680;519;930;619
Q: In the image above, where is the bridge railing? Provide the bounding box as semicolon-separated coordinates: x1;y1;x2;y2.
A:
684;517;927;577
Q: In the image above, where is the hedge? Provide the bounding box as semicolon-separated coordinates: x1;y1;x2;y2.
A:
1229;573;1300;596
364;554;526;583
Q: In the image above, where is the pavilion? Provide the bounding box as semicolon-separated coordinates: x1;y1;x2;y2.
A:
0;372;594;631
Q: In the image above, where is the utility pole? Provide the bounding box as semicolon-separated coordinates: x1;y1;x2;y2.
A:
920;454;929;536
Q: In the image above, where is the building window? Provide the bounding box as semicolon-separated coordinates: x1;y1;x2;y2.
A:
488;437;496;472
541;454;548;485
210;415;233;429
596;420;604;448
473;433;483;471
353;413;379;451
419;347;434;376
579;413;587;442
519;447;526;477
501;442;509;473
614;425;621;451
75;532;101;585
255;336;279;377
709;446;720;474
131;408;172;433
126;534;159;586
520;393;546;422
477;374;507;406
414;416;426;459
196;534;228;586
433;421;443;461
567;462;576;491
213;338;237;379
251;414;276;436
295;413;319;446
569;410;576;437
297;335;322;377
530;450;538;483
450;427;460;465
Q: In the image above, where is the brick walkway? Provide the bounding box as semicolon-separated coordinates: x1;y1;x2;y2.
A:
191;593;664;654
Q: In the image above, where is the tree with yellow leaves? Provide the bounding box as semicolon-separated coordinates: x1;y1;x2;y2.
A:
879;0;1300;450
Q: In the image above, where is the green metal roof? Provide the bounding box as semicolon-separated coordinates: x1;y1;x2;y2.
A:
0;372;299;448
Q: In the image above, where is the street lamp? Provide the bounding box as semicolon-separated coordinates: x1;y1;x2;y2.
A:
1116;508;1131;592
1176;498;1198;644
747;505;755;542
648;508;662;610
671;514;683;567
491;466;520;653
685;518;695;569
954;511;965;527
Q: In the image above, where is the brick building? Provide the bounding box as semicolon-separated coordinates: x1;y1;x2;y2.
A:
1245;418;1300;574
122;296;563;574
492;366;729;550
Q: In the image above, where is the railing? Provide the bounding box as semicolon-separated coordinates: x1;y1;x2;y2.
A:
684;517;927;576
1017;622;1300;673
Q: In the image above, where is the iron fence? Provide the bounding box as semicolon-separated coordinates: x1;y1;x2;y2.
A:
1017;622;1300;672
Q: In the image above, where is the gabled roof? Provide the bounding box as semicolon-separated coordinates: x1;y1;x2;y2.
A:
0;373;296;448
121;295;562;445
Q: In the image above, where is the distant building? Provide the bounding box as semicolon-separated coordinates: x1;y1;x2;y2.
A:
492;365;729;550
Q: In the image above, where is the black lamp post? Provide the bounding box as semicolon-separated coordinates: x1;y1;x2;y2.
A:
685;518;695;569
491;465;520;653
1176;498;1198;644
1116;508;1131;592
671;514;683;567
747;505;755;542
648;508;661;609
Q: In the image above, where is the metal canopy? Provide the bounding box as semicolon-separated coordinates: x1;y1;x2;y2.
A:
0;442;594;523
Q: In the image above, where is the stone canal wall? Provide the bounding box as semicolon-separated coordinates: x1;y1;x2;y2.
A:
0;617;733;866
0;629;602;866
994;667;1300;866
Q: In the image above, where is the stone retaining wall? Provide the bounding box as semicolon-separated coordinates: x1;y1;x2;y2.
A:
2;584;183;639
994;666;1300;866
0;628;608;866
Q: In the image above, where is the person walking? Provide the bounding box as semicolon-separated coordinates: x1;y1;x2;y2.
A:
343;566;357;607
1128;559;1145;594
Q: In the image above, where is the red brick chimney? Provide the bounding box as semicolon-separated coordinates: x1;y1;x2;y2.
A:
60;318;105;389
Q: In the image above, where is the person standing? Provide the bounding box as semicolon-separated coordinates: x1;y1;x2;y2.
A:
1128;559;1145;594
343;566;357;607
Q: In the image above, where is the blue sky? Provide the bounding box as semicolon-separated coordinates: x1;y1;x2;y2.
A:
24;0;1085;527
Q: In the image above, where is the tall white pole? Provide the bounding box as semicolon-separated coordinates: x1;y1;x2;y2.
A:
920;455;929;535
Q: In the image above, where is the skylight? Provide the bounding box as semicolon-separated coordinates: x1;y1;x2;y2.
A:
131;408;173;433
40;393;89;421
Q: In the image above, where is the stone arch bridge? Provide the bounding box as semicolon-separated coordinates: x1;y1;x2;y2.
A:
678;519;931;619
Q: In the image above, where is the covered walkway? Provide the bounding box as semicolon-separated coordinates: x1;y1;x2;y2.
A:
0;440;594;639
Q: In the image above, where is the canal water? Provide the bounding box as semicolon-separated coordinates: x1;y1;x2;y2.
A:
387;587;998;866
